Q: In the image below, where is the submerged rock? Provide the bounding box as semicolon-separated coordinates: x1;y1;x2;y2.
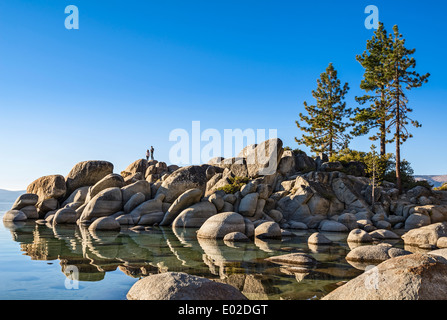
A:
265;253;317;267
308;232;332;245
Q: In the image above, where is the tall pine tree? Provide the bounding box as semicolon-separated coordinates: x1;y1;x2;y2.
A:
386;25;430;193
352;22;394;156
295;63;352;158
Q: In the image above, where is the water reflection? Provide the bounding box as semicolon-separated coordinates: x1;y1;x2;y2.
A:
3;221;364;300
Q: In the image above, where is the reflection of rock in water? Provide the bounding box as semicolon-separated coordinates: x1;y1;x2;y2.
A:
216;273;280;300
118;265;160;278
3;218;363;299
197;237;270;278
60;258;105;282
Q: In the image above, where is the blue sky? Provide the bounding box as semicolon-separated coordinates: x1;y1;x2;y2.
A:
0;0;446;190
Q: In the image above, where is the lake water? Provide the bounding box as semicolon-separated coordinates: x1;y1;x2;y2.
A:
0;201;367;300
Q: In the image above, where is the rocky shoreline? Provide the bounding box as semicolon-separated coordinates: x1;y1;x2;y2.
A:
4;137;447;300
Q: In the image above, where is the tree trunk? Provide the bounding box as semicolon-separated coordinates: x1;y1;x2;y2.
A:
395;79;402;194
380;88;386;156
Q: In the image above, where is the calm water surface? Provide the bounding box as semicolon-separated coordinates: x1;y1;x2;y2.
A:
0;201;367;300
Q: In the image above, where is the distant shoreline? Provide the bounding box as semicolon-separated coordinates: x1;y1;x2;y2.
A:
0;190;26;203
414;175;447;188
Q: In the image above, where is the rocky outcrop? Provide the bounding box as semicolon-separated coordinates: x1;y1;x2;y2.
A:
8;138;447;258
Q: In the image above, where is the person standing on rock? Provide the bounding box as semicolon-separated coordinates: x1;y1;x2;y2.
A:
150;146;154;160
146;149;150;161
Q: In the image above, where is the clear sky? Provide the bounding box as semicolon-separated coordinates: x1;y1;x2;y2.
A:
0;0;446;190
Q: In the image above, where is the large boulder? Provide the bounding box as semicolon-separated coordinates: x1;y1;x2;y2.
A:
121;180;152;205
85;173;125;202
332;176;370;213
405;213;431;230
402;222;447;248
137;211;165;225
347;229;373;243
254;221;282;239
307;232;332;245
65;160;114;196
80;187;123;222
61;186;89;207
3;210;27;222
172;201;217;228
121;159;148;179
20;206;39;219
197;212;246;239
323;254;447;300
11;193;38;210
88;216;121;231
129;196;164;225
319;220;349;233
123;192;146;214
407;186;432;199
238;193;259;217
346;244;411;267
126;272;247;300
26;175;67;201
155;166;207;203
53;207;78;225
159;188;204;226
245;138;284;178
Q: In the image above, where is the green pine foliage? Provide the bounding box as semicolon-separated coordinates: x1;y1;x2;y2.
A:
295;63;352;158
387;25;430;192
352;23;394;155
217;176;250;194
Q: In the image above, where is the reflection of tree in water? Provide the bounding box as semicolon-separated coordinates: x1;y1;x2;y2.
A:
3;221;363;300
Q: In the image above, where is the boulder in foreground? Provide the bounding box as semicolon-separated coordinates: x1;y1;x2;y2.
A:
126;272;247;300
323;253;447;300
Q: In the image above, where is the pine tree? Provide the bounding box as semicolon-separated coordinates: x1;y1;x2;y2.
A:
386;25;430;193
352;22;394;156
295;63;352;158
